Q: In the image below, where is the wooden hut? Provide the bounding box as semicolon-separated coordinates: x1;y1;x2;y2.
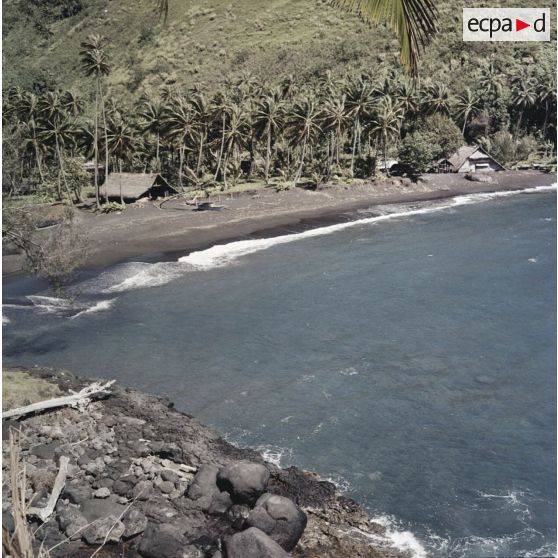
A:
101;173;176;202
433;146;505;173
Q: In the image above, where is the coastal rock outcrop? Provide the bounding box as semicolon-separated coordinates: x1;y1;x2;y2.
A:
1;367;406;558
217;461;271;504
246;493;307;550
225;527;291;558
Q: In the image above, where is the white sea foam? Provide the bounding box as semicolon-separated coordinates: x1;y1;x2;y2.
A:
351;514;428;558
27;295;74;313
427;529;554;558
2;315;10;325
253;445;294;467
70;299;116;319
103;262;184;293
25;294;115;319
179;184;557;270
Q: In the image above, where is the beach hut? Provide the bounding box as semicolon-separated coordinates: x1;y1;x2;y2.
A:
101;173;176;202
434;146;505;173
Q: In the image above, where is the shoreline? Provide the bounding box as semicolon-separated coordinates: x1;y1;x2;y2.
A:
2;366;412;557
3;170;555;278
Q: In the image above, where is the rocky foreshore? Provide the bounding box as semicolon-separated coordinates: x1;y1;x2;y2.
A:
2;367;407;558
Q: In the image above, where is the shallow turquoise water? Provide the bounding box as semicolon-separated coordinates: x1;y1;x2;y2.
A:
4;189;556;557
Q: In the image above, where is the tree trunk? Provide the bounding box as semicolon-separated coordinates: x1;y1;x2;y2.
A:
196;131;205;177
515;110;524;140
55;133;74;205
462;110;469;136
222;149;229;190
383;134;390;178
350;116;358;175
214;113;226;181
265;126;271;183
94;79;100;209
542;100;549;138
293;138;307;188
99;80;109;203
178;145;184;190
119;160;124;205
156;133;160;172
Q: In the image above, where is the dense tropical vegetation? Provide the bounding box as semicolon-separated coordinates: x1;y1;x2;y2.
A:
2;0;556;205
3;41;556;204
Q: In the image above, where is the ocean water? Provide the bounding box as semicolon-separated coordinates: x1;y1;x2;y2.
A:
3;187;556;558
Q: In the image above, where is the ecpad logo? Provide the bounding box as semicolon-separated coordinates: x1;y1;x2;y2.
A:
463;8;550;41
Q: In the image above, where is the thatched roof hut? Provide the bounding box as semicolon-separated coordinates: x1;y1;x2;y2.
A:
434;146;505;173
101;173;176;202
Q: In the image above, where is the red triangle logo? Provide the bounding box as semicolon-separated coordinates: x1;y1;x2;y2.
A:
516;18;530;31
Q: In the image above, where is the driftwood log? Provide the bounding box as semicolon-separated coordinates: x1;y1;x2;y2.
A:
2;380;116;420
27;456;70;521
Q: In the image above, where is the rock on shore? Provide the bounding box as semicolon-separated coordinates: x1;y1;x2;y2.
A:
2;367;405;557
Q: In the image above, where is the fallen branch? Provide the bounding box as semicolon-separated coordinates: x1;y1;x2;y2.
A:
2;380;116;420
27;456;69;522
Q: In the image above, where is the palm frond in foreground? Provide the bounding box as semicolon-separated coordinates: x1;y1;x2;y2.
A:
332;0;439;76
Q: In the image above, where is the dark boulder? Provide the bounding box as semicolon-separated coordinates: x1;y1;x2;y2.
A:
224;527;290;558
187;464;220;511
82;515;125;544
138;523;186;558
122;508;147;539
226;504;251;530
246;493;307;551
208;491;233;516
217;461;270;505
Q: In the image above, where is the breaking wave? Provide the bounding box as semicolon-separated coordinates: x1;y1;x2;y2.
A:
351;514;428;558
4;184;556;320
18;295;116;319
179;184;556;270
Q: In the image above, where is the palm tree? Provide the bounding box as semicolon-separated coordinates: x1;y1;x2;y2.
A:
139;98;166;171
287;99;322;187
345;77;375;173
423;83;451;115
510;75;536;138
14;91;46;182
106;114;140;204
455;88;480;136
279;74;297;101
212;91;233;181
253;95;285;183
221;104;250;189
80;34;111;208
479;61;504;102
537;78;556;138
61;90;83;118
369;96;404;176
395;80;419;117
164;97;198;189
38;111;78;202
190;91;212;176
321;94;350;171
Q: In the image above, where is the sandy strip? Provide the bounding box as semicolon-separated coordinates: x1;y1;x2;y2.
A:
3;170;555;277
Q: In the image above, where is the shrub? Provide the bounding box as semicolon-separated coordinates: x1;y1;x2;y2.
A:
398;133;435;174
100;202;125;213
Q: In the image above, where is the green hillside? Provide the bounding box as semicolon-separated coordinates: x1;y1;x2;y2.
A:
3;0;555;103
2;0;556;207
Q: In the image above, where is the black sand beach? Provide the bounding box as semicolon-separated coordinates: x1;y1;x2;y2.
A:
3;171;554;277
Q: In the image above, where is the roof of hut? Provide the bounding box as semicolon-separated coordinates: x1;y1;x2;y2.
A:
447;146;479;170
437;146;505;171
101;173;174;200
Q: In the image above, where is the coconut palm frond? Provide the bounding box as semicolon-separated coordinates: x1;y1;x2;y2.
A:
332;0;439;76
